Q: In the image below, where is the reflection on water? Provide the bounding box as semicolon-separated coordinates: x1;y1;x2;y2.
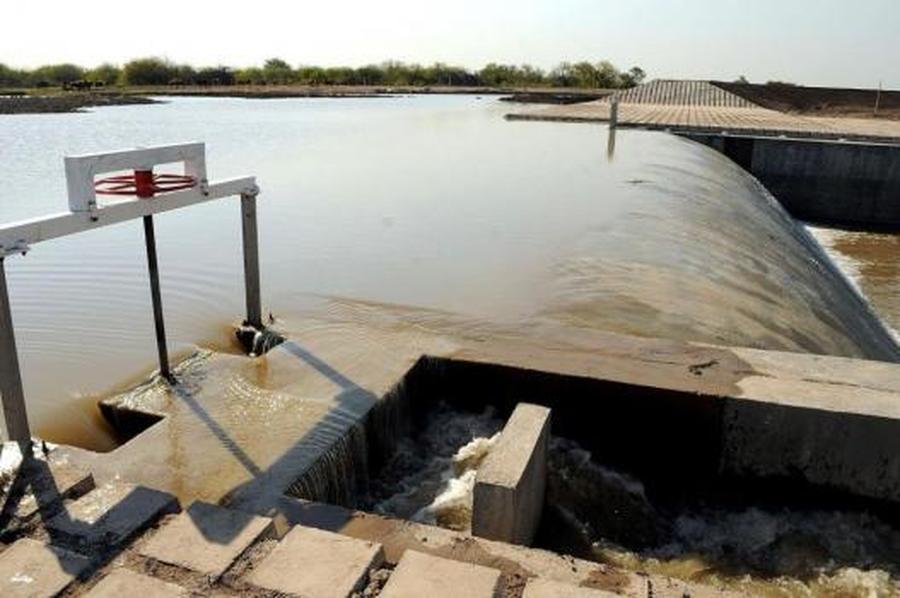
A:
1;95;898;449
808;226;900;341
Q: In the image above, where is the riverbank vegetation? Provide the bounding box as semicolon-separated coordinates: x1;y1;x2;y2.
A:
0;58;646;90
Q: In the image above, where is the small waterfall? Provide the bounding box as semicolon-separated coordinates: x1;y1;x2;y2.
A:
286;421;369;506
284;371;416;507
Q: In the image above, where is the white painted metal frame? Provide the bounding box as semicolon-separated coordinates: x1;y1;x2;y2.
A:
0;143;262;446
0;143;257;258
65;142;208;214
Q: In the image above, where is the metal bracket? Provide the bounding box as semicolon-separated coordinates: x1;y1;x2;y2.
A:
0;240;30;258
242;183;261;198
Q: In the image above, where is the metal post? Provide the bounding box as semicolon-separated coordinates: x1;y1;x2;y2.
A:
240;192;263;330
142;215;171;381
608;96;619;158
0;258;32;446
874;81;882;116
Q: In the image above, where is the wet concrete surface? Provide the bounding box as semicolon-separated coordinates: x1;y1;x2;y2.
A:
53;299;900;515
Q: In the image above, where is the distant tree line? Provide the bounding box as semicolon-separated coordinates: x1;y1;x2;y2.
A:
0;58;646;89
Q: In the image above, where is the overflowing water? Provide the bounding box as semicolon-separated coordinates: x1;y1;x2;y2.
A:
363;403;503;530
365;405;900;598
1;95;897;448
808;226;900;342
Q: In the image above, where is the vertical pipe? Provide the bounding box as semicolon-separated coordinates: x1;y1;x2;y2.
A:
0;258;32;447
874;81;882;116
607;96;619;159
609;95;619;130
143;215;171;381
241;193;263;330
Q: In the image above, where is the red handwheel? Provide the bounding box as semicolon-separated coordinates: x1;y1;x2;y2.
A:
95;169;197;198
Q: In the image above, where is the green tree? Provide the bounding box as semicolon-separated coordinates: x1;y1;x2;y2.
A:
594;61;622;88
0;63;28;87
194;66;235;85
571;62;600;87
296;66;327;85
31;63;84;86
355;65;385;86
262;58;294;84
235;67;265;85
121;58;177;85
85;63;121;86
621;66;647;88
548;62;576;87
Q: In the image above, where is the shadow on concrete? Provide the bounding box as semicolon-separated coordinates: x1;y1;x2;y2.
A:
1;446;175;577
164;339;377;544
171;383;264;478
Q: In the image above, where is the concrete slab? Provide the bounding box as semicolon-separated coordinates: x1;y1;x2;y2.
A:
0;538;90;597
47;482;178;547
1;456;93;524
85;568;186;597
278;497;648;597
524;577;622;598
248;524;384;597
473;403;550;545
139;501;273;577
380;550;501;598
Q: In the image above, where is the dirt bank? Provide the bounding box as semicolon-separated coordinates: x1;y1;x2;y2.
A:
1;85;613;113
0;93;159;114
715;82;900;120
124;84;613;101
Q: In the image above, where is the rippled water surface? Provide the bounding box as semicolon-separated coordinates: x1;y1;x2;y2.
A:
0;95;897;448
808;226;900;341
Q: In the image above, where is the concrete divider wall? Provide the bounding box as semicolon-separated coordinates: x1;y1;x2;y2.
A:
472;403;551;545
720;398;900;502
686;134;900;228
417;357;726;492
416;355;900;509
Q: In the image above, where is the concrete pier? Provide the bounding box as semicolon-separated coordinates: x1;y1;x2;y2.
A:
472;403;550;545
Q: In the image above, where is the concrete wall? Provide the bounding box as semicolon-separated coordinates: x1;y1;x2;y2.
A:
416;336;900;510
472;403;550;545
686;134;900;228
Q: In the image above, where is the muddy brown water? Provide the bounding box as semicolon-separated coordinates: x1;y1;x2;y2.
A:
808;226;900;342
0;95;897;450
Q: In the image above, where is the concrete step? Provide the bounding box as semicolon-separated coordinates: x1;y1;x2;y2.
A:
46;481;178;549
138;501;274;578
0;538;90;597
0;456;94;529
379;550;502;598
85;568;186;597
247;524;384;597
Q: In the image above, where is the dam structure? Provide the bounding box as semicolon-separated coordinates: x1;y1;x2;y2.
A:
1;96;900;597
510;79;900;228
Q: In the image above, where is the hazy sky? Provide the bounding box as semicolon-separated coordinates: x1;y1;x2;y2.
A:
4;0;898;87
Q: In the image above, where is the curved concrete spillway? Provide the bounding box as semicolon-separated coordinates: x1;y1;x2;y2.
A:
530;130;900;361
